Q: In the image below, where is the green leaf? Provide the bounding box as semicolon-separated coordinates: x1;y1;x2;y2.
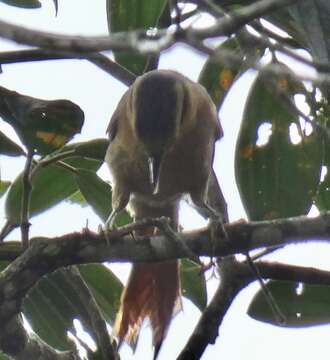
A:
0;0;41;8
0;181;10;198
107;0;166;75
69;138;108;161
0;261;10;272
287;2;330;100
65;189;88;207
180;259;207;311
23;270;89;351
0;130;25;157
75;168;132;226
23;265;122;351
235;65;322;220
75;169;112;222
248;280;330;327
265;7;304;45
5;156;101;226
78;264;123;323
199;38;244;110
0;351;11;360
288;2;330;63
315;170;330;211
0;86;84;154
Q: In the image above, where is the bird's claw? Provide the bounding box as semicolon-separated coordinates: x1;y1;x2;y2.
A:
99;222;117;247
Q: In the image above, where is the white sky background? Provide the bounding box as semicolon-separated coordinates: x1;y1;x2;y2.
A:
1;1;330;359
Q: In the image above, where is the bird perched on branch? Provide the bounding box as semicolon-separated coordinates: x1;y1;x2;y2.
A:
105;69;226;358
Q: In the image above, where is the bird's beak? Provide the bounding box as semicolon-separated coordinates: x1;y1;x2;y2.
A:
148;155;162;194
148;156;155;187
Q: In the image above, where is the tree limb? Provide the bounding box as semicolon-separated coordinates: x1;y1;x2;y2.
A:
0;0;298;55
20;149;34;250
177;257;251;360
0;49;136;86
178;257;330;359
0;211;330;358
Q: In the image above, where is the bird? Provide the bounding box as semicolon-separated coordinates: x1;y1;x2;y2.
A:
105;69;225;358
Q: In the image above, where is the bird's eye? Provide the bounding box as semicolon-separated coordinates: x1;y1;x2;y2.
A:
41;111;47;118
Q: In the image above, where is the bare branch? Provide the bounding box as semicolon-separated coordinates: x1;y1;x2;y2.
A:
0;49;136;86
178;257;330;359
187;0;300;38
177;258;251;360
0;211;330;358
0;0;298;55
20;149;34;250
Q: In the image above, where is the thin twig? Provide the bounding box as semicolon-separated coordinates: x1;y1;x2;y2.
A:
20;149;34;250
188;0;299;38
0;0;298;55
0;49;136;86
245;253;286;325
53;160;79;174
156;216;202;264
250;245;284;261
30;150;76;178
177;258;251;360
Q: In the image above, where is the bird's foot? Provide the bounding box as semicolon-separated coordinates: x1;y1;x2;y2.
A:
208;216;228;257
99;221;117;247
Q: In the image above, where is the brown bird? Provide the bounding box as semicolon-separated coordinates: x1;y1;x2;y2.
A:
105;69;224;358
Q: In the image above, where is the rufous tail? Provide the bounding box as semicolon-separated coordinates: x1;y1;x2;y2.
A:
114;260;181;357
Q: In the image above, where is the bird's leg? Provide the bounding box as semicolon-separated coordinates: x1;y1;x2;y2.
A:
101;185;130;246
191;194;228;269
105;208;119;231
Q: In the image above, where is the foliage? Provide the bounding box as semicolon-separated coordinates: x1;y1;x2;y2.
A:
1;0;330;359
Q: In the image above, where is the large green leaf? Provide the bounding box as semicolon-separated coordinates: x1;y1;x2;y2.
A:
265;7;305;45
199;37;244;110
288;2;330;63
180;259;207;311
0;0;41;8
65;189;88;207
315;170;330;211
248;280;330;327
5;156;101;226
235;65;322;220
75;168;132;226
70;138;108;161
0;352;11;360
75;169;112;222
78;264;123;323
0;181;10;198
0;261;10;272
0;130;25;157
106;0;166;75
23;264;122;351
0;86;84;154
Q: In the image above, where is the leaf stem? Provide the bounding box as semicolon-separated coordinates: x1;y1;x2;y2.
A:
20;149;34;250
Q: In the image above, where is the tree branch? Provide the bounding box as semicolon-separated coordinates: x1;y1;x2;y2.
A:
20;149;34;250
1;211;330;264
187;0;299;38
0;0;298;55
0;211;330;358
177;257;251;360
178;257;330;359
0;49;136;86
